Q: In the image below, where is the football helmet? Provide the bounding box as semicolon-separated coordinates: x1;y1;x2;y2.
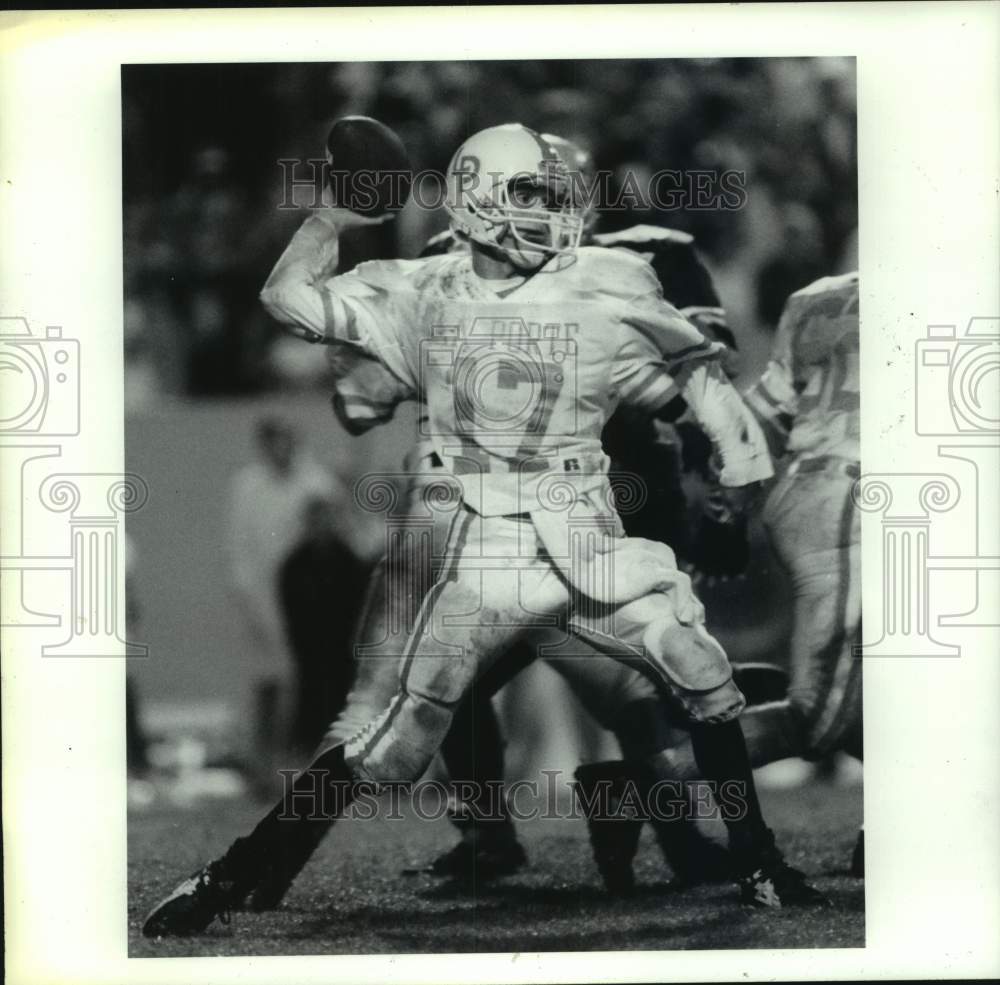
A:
444;124;583;269
542;133;599;235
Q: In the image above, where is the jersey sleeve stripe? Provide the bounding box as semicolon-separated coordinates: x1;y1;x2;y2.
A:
680;305;727;320
619;367;677;412
663;338;717;364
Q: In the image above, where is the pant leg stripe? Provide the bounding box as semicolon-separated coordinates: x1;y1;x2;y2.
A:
353;507;474;768
809;486;861;753
399;505;474;691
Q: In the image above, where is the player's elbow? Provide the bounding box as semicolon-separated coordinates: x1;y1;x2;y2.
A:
259;283;292;321
259;284;324;342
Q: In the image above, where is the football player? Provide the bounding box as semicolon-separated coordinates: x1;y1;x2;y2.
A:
395;134;768;887
144;125;817;937
580;271;864;879
250;134;756;897
744;270;863;873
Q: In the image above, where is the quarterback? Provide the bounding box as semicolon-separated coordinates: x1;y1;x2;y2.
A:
324;134;766;890
143;124;816;936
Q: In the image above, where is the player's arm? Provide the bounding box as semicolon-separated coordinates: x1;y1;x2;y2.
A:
672;359;772;488
259;208;387;343
616;266;772;490
614;338;771;490
742;294;801;461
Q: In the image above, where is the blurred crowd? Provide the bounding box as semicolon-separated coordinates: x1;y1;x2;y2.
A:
123;57;857;399
127;415;373;800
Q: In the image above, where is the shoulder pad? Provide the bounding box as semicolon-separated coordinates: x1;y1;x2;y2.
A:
594;224;695;248
791;271;858;301
573;244;660;296
782;271;859;329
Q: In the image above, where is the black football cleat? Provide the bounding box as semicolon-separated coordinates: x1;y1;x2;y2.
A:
424;833;528;882
142;859;244;937
574;761;645;896
737;846;827;908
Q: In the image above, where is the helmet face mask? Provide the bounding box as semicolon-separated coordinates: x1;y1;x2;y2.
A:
445;124;584;270
541;133;599;237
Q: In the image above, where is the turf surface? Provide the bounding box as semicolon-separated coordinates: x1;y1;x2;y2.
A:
129;779;863;956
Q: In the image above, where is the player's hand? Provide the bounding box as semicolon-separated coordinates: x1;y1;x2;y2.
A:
315;195;396;230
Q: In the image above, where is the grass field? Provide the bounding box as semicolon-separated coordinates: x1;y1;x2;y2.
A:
129;777;864;956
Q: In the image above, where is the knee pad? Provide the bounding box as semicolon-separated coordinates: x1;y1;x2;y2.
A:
642;620;733;694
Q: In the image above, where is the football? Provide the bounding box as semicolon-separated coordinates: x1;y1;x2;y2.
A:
324;116;412;217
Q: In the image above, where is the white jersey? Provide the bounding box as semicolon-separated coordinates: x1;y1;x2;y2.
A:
263;231;772;515
745;271;860;463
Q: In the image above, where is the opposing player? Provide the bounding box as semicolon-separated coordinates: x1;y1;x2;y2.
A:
578;271;864;880
144;124;816;936
743;270;863;872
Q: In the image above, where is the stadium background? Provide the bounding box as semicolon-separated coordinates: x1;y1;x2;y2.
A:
122;57;858;782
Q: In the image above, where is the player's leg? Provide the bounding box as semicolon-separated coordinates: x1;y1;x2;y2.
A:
321;555;415;747
764;466;863;879
778;481;862;764
548;652;731;891
426;641;537;879
240;554;412;911
142;504;466;936
570;584;822;907
728;469;862;767
343;508;562;783
142;508;565;936
531;487;813;904
249;466;469;906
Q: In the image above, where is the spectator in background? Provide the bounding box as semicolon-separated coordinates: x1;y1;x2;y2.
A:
125;531;160;810
228;417;339;689
279;497;371;753
125;532;150;777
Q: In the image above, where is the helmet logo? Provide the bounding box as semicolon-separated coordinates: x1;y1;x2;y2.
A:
456;154;481;176
444;125;584;266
